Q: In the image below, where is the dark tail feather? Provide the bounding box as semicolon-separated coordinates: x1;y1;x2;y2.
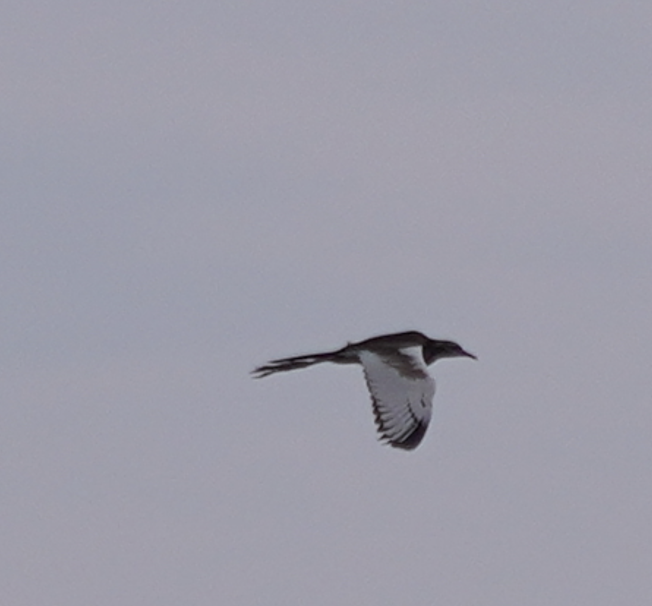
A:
252;350;338;378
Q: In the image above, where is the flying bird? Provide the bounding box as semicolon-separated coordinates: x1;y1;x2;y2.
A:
252;331;476;450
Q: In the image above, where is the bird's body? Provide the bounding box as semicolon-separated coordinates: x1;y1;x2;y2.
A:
253;331;475;450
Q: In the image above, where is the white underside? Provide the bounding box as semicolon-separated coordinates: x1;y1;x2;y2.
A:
358;347;435;444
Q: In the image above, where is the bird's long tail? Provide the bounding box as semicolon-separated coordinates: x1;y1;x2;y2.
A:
252;350;342;378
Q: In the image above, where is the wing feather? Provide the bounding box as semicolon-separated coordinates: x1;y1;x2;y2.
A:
358;347;435;450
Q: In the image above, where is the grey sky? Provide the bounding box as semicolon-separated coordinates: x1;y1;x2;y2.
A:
2;1;652;604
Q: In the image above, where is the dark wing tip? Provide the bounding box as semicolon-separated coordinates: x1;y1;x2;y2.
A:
384;421;429;450
370;395;429;451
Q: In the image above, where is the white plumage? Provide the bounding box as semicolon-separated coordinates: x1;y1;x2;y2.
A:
359;348;435;447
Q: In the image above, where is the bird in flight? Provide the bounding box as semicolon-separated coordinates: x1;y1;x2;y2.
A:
252;331;476;450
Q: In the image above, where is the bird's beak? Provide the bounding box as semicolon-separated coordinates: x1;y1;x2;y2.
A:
462;349;477;360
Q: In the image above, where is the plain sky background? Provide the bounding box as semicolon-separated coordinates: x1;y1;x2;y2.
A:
2;1;652;604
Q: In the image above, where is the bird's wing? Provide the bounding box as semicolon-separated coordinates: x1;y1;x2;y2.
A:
359;347;435;450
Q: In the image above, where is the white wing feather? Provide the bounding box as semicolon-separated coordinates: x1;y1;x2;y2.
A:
358;347;435;450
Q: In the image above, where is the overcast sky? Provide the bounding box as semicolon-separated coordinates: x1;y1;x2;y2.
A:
2;1;652;604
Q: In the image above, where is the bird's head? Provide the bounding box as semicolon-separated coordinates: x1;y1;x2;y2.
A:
423;339;477;365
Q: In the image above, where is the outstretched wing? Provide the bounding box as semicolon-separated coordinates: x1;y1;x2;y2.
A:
359;347;435;450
